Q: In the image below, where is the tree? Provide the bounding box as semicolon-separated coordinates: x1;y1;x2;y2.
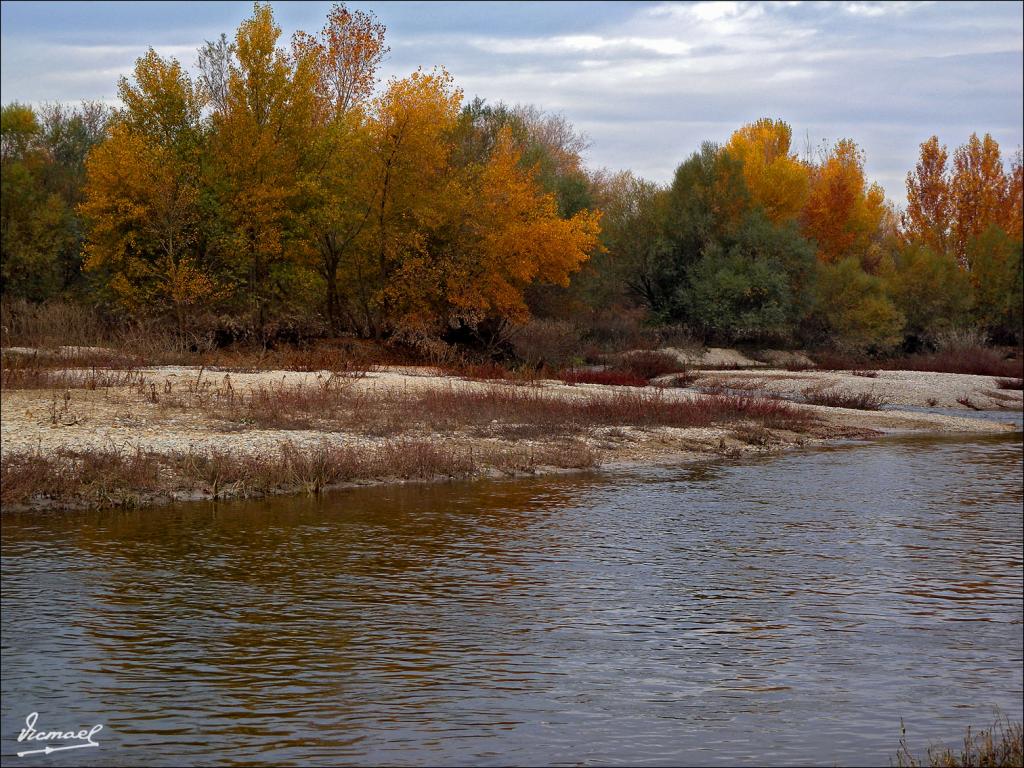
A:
289;3;387;331
1007;149;1023;242
352;66;463;336
205;1;317;333
1;104;67;299
1;102;110;300
583;169;667;311
679;210;815;343
886;242;973;342
80;50;216;330
813;257;904;352
968;225;1023;343
647;143;750;320
724;118;809;224
292;2;388;120
903;135;951;255
949;133;1012;268
802;139;886;269
387;128;601;334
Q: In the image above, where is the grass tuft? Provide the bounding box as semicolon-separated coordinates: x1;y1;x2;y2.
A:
895;717;1023;768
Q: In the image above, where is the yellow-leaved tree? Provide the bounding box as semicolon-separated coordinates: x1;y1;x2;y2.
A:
344;67;463;337
205;1;318;332
290;3;387;331
724;118;809;224
390;128;602;333
80;49;217;331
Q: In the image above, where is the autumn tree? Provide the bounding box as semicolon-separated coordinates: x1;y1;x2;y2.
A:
903;136;951;256
387;128;601;335
290;3;387;331
949;132;1013;267
1007;149;1023;241
204;1;320;333
724;118;809;224
80;50;216;330
347;66;463;337
802;139;887;269
903;133;1021;267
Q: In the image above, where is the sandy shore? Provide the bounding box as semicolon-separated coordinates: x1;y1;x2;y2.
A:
2;364;1017;464
689;367;1022;411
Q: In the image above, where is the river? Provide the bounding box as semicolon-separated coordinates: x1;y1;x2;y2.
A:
2;429;1022;766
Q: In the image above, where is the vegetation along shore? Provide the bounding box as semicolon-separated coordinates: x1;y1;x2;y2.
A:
2;1;1021;513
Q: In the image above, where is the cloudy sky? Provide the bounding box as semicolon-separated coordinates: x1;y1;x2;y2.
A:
2;1;1021;202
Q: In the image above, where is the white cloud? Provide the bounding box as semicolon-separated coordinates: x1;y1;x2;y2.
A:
1;0;1020;203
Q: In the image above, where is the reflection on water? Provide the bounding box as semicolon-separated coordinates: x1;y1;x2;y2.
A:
2;432;1022;766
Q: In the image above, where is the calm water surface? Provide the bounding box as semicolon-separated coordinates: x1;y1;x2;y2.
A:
2;431;1022;766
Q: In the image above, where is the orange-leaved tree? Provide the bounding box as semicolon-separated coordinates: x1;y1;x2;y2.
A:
903;135;951;256
352;67;463;337
802;138;887;269
949;132;1015;268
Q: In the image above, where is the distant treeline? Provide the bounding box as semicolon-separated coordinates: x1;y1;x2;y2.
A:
1;2;1021;353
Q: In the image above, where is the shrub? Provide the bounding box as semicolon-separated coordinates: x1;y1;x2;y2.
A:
509;318;583;368
801;387;885;410
617;350;687;379
814;258;905;353
995;377;1023;390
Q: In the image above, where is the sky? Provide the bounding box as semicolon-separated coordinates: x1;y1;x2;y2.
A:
2;1;1022;203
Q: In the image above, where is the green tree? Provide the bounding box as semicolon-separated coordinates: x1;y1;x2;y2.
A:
2;102;109;300
886;242;972;343
813;258;904;352
968;225;1023;343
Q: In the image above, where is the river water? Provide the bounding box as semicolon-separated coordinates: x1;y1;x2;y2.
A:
2;429;1022;766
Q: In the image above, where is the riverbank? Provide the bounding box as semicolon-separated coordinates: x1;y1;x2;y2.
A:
1;360;1019;511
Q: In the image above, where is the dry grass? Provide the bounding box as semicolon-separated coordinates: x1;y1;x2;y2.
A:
801;387;886;410
179;381;816;437
697;377;769;395
1;354;146;390
895;717;1023;767
0;439;598;509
